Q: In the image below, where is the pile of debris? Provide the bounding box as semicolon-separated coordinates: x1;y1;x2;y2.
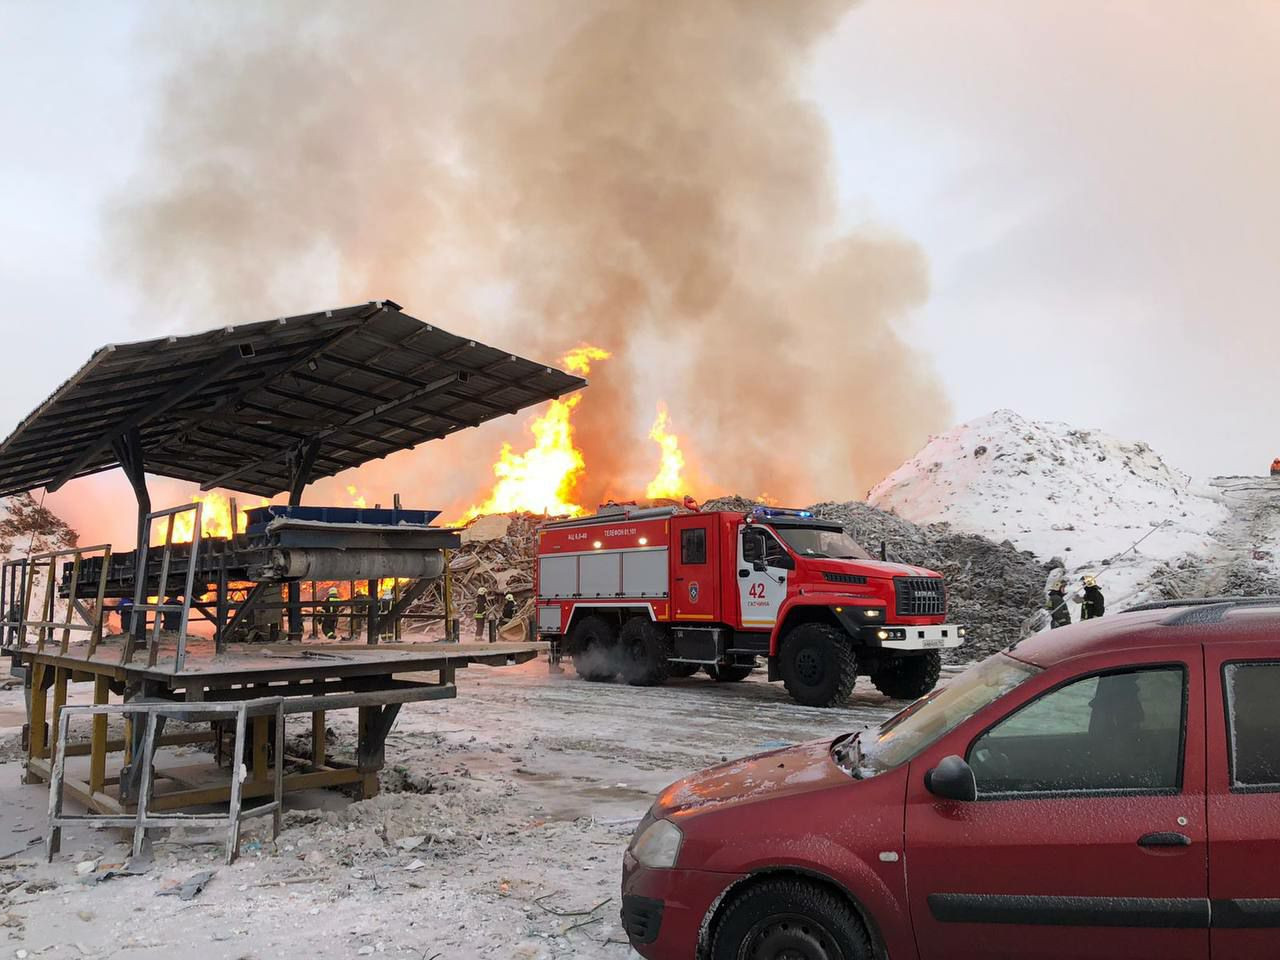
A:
406;512;543;636
708;496;1049;658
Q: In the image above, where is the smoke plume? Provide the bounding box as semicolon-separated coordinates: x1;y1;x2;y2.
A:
107;0;949;508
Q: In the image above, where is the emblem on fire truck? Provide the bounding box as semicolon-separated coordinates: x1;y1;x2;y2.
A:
688;581;699;603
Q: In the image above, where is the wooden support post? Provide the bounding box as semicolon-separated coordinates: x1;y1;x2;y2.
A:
366;579;379;645
311;710;326;769
24;662;47;783
50;668;68;755
252;715;269;782
90;675;110;794
443;548;454;643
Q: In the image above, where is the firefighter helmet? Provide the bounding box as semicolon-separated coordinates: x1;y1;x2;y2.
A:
1082;575;1098;587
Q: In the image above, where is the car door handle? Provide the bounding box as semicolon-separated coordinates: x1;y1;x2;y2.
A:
739;570;750;578
1138;832;1191;847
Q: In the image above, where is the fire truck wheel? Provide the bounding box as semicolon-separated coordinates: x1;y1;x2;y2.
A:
779;623;858;708
668;662;700;678
871;651;942;700
569;615;619;682
618;617;673;687
705;662;753;682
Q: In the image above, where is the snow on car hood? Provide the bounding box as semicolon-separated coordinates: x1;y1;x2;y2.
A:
653;739;848;821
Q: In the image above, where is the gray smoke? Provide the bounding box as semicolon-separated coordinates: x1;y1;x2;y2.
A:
107;0;950;507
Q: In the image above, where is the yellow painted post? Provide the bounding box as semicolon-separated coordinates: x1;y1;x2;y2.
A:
50;668;68;758
24;661;47;783
90;674;109;794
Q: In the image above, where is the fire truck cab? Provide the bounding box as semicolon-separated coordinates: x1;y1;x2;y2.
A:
535;504;965;707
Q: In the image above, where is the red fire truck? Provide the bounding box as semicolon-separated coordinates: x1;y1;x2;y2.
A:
535;504;965;707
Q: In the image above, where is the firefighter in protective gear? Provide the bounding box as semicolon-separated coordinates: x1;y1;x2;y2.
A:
1078;575;1105;620
378;587;395;641
1271;458;1280;477
319;587;341;639
474;589;489;639
501;592;517;622
1047;578;1072;629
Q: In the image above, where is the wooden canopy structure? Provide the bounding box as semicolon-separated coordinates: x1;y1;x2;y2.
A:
0;299;585;501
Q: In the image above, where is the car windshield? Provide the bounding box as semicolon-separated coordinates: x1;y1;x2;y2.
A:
840;654;1041;777
773;525;871;560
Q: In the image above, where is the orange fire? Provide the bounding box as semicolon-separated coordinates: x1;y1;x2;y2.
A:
163;492;260;544
346;484;368;509
644;403;686;499
457;345;610;522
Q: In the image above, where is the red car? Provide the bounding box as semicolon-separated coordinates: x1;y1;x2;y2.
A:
621;598;1280;960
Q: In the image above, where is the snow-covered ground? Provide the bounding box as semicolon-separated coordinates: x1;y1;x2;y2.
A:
0;659;908;960
869;409;1279;619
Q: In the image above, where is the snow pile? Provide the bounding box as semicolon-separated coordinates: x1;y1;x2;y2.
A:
870;409;1226;561
868;409;1231;616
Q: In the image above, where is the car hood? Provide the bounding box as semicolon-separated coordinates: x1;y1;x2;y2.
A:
652;739;850;821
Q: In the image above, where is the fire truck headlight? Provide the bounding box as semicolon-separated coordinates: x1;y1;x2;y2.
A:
630;818;683;869
593;541;602;549
959;627;967;638
863;609;881;619
876;629;889;640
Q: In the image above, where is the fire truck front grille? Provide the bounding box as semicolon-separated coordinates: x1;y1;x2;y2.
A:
894;576;946;617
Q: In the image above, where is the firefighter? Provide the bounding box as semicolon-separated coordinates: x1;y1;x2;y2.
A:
319;587;341;639
1271;457;1280;477
115;596;133;635
501;592;517;623
474;588;489;639
1078;575;1105;620
378;587;395;641
1047;578;1072;629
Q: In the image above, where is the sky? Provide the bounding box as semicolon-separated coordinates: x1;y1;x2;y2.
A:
2;0;1278;541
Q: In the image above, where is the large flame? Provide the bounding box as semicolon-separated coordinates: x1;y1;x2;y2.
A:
644;403;686;500
457;346;610;523
165;492;258;544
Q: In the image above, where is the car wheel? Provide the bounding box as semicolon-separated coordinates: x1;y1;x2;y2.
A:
706;662;753;682
668;662;700;678
619;617;672;686
779;623;858;707
871;651;942;700
711;878;870;960
569;615;618;682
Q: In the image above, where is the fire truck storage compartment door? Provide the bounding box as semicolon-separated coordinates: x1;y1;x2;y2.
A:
539;556;578;598
579;552;622;597
622;549;668;597
537;605;563;633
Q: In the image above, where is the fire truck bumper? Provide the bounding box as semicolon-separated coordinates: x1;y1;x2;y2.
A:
860;623;965;650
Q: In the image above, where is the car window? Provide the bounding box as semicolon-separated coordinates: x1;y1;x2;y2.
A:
1224;661;1280;790
968;666;1186;797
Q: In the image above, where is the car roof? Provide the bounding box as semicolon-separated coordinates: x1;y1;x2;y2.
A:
1009;598;1280;668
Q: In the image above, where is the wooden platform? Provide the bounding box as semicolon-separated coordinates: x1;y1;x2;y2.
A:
9;635;544;817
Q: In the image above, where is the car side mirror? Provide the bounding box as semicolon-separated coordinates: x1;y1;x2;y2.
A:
925;755;977;802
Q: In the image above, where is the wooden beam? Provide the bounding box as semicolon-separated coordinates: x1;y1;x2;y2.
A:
47;347;246;492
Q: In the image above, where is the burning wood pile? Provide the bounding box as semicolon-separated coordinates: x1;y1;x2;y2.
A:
404;512;545;635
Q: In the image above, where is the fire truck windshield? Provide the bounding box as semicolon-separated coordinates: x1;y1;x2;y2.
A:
773;525;872;561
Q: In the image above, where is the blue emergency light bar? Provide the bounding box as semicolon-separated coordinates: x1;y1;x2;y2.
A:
750;506;814;519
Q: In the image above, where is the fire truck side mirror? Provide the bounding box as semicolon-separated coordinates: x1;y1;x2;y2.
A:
743;530;765;564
